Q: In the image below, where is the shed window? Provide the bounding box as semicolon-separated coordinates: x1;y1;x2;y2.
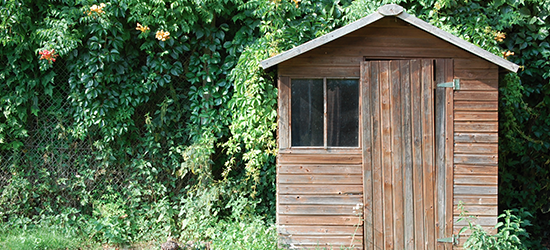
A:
291;78;359;147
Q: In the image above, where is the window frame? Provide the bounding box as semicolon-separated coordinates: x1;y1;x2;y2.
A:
288;76;361;150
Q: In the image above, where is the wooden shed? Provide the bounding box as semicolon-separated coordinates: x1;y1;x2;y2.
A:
260;4;519;250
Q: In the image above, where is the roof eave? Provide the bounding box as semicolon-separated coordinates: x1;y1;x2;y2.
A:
260;4;519;73
259;12;385;69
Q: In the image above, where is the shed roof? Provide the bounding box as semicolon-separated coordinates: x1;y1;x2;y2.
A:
260;4;519;72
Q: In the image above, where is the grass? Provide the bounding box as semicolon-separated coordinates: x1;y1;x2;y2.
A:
0;217;277;250
0;226;87;250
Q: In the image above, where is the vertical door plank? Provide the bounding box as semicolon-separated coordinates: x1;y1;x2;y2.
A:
444;59;455;250
401;61;415;250
361;62;374;250
380;61;394;250
279;76;290;149
411;60;425;250
435;59;446;250
422;59;436;250
370;62;384;249
391;61;405;250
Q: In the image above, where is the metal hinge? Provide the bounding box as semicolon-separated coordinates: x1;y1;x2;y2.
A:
437;234;459;245
437;78;460;90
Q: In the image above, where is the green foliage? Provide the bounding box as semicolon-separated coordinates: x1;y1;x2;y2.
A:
459;209;533;250
1;0;550;247
0;217;99;250
209;218;278;250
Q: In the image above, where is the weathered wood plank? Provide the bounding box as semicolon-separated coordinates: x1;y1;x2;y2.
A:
422;59;436;250
454;216;498;226
454;133;497;143
324;36;455;49
279;148;362;155
454;185;497;195
278;174;363;185
284;56;363;67
278;165;362;174
279;65;360;78
444;58;455;249
361;61;374;250
435;58;446;250
453;226;497;235
287;246;363;250
454;58;498;69
279;195;363;205
279;184;364;195
380;61;395;250
454;122;498;132
279;76;290;149
454;91;498;101
454;101;498;111
454;175;498;185
454;111;498;121
305;43;472;59
279;215;363;225
279;204;361;216
280;235;363;246
454;154;498;165
401;60;415;250
454;143;497;154
411;59;425;250
278;154;363;164
370;61;384;249
453;205;498;216
453;195;498;205
391;60;405;250
278;225;362;235
454;165;498;175
457;80;499;91
454;69;498;80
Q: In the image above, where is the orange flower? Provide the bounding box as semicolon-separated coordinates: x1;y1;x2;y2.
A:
155;30;170;41
86;3;106;16
136;23;150;33
502;50;514;59
494;31;506;42
291;0;300;8
39;49;58;63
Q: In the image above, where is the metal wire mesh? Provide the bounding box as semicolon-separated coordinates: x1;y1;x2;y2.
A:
0;52;192;214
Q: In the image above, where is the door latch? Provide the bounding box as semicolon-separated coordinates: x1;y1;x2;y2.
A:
437;234;459;245
437;78;460;90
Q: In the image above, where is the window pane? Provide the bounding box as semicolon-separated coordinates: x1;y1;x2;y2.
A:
291;79;324;146
327;79;359;147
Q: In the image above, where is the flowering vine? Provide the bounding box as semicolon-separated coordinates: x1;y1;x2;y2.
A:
155;30;170;41
38;49;58;63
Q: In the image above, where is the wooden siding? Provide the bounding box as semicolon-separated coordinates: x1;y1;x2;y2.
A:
452;57;499;248
278;153;364;249
277;16;499;249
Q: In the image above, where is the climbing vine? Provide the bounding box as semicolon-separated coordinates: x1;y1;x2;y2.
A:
1;0;549;246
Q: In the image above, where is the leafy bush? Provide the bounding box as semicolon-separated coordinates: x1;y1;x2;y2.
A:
459;209;534;250
1;0;549;247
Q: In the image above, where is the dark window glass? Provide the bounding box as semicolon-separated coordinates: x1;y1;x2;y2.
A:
291;79;324;146
327;79;359;147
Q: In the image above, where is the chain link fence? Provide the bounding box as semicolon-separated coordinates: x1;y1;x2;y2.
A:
0;54;192;214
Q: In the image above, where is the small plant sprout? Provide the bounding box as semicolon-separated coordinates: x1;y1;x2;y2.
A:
353;203;363;215
38;49;58;63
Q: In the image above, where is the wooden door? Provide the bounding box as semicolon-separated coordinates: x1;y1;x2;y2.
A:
361;59;454;250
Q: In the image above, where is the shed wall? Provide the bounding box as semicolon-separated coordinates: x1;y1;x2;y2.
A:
277;17;499;249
